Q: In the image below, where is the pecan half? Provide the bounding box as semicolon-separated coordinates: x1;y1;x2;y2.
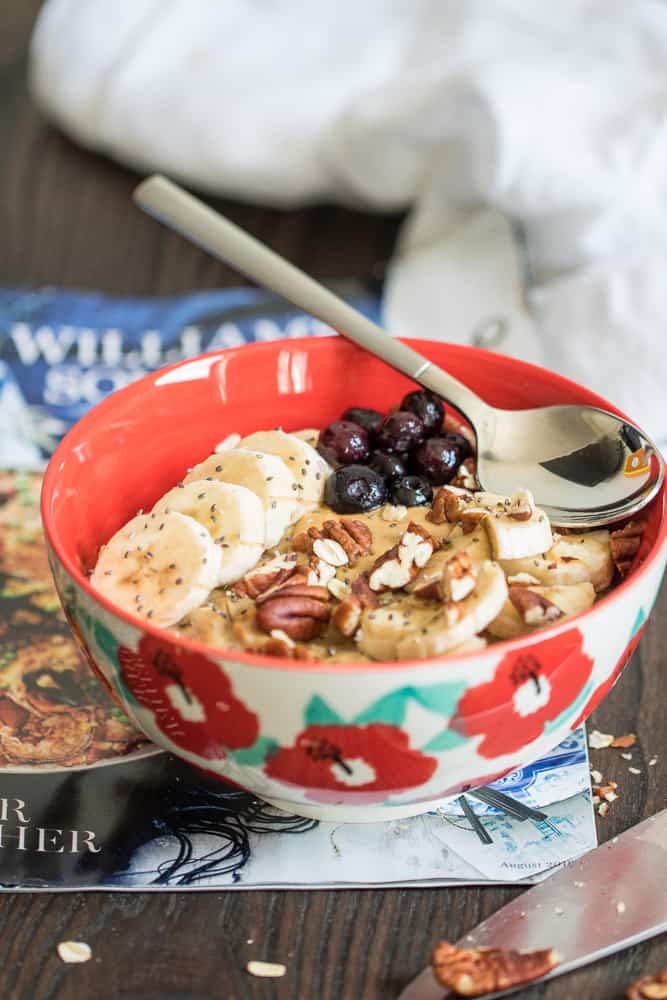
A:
312;536;349;567
610;519;647;576
233;556;301;598
507;488;534;522
332;594;363;637
292;526;325;553
322;519;373;565
428;487;473;525
432;941;560;997
292;519;372;565
428;489;448;525
255;584;331;641
627;970;667;1000
509;587;564;627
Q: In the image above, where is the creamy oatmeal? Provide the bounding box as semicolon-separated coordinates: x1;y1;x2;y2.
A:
91;392;643;662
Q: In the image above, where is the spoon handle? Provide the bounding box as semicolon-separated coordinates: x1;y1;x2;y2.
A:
133;175;486;425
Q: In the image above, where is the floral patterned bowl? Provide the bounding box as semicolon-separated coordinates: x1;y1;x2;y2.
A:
41;338;667;821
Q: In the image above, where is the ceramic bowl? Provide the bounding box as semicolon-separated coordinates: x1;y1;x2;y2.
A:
41;338;667;822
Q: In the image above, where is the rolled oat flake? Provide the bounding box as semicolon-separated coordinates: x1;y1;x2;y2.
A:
246;960;287;978
57;941;92;964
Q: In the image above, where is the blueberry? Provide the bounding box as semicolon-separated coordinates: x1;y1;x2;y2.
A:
318;420;369;464
324;465;388;514
368;450;408;483
341;407;384;441
377;411;426;453
390;475;433;507
401;390;445;436
442;431;474;462
413;437;463;485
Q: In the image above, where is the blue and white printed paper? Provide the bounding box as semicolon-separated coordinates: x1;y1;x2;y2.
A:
0;283;381;465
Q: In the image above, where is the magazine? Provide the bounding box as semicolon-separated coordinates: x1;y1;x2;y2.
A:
0;286;597;890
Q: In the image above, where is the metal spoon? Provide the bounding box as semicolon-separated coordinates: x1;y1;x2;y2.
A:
133;174;663;528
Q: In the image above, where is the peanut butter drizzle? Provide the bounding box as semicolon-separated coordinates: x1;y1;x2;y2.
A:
170;504;452;661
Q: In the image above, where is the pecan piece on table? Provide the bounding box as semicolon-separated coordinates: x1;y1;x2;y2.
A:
431;941;560;997
610;519;648;576
611;732;637;749
255;584;331;641
509;587;564;627
627;970;667;1000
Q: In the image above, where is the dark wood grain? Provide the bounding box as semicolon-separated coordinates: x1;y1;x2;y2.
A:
1;3;666;998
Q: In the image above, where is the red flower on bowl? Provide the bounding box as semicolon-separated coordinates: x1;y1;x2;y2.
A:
451;629;594;758
118;635;258;759
265;723;437;794
571;622;646;731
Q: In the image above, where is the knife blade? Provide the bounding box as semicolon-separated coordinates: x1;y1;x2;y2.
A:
399;808;667;999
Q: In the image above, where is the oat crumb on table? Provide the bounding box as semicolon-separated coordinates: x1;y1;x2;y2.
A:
588;730;615;749
246;960;287;978
57;941;92;964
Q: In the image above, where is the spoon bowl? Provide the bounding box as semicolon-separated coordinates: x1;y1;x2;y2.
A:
456;399;660;528
133;175;663;527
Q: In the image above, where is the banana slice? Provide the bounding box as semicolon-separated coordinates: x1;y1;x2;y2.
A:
357;561;507;660
355;602;437;661
450;635;488;654
214;432;241;453
356;608;492;661
488;581;596;640
238;430;330;503
91;511;222;628
396;562;508;659
153;480;265;585
484;508;553;560
184;449;302;547
291;428;320;448
501;530;613;593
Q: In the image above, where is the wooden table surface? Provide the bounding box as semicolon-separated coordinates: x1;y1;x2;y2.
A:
2;4;666;998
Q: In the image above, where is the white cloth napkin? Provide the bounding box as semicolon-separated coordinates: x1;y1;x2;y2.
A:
29;0;667;439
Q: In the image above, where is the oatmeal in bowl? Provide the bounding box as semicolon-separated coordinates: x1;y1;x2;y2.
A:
41;338;667;820
90;391;633;666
